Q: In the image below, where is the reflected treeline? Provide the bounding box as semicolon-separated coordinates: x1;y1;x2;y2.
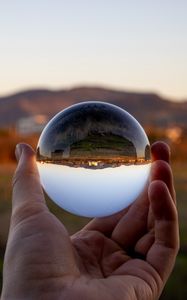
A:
36;102;151;169
37;134;151;169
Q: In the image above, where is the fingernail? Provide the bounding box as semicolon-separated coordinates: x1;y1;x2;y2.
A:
15;144;23;161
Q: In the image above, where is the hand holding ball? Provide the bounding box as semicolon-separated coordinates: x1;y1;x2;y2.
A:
36;102;151;217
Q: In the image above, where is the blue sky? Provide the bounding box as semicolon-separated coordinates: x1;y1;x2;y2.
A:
0;0;187;100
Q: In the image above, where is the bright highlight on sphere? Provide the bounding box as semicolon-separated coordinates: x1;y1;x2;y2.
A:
36;102;151;218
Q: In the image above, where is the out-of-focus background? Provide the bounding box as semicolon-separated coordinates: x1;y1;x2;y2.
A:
0;1;187;298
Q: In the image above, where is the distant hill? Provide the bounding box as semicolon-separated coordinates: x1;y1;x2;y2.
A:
0;86;187;128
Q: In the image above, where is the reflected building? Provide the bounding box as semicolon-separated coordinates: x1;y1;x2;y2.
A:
145;144;151;161
51;150;63;160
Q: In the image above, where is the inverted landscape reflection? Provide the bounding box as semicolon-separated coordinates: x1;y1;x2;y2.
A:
36;101;151;217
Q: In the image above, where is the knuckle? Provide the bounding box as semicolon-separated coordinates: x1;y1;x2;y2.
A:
11;202;46;226
12;166;38;188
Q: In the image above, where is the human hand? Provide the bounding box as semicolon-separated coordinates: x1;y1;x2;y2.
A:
1;142;179;300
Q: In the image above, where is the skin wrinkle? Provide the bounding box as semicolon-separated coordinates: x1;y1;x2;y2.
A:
12;166;35;183
11;206;48;228
122;266;160;299
101;243;130;277
72;235;104;278
131;263;159;287
134;281;153;300
12;166;39;191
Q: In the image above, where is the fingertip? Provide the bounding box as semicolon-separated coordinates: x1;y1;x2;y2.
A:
16;143;35;155
150;160;172;181
151;141;170;163
15;143;35;163
150;159;176;203
149;179;167;200
148;180;176;221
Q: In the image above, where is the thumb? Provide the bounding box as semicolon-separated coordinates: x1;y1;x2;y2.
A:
12;143;47;223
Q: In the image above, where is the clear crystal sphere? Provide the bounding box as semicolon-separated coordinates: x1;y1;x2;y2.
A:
36;101;151;217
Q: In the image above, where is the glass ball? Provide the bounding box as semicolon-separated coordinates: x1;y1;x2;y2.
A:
36;101;151;218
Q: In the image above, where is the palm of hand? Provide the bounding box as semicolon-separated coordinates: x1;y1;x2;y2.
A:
71;228;158;300
7;205;158;300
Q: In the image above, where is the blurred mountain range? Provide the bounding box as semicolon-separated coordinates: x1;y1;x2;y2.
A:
0;86;187;129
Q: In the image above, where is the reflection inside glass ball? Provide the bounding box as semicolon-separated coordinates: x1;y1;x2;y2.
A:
36;101;151;217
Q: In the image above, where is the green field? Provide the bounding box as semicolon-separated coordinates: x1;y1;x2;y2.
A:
0;162;187;299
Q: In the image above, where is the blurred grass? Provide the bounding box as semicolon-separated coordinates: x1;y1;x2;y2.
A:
0;160;187;298
159;162;187;300
172;163;187;245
